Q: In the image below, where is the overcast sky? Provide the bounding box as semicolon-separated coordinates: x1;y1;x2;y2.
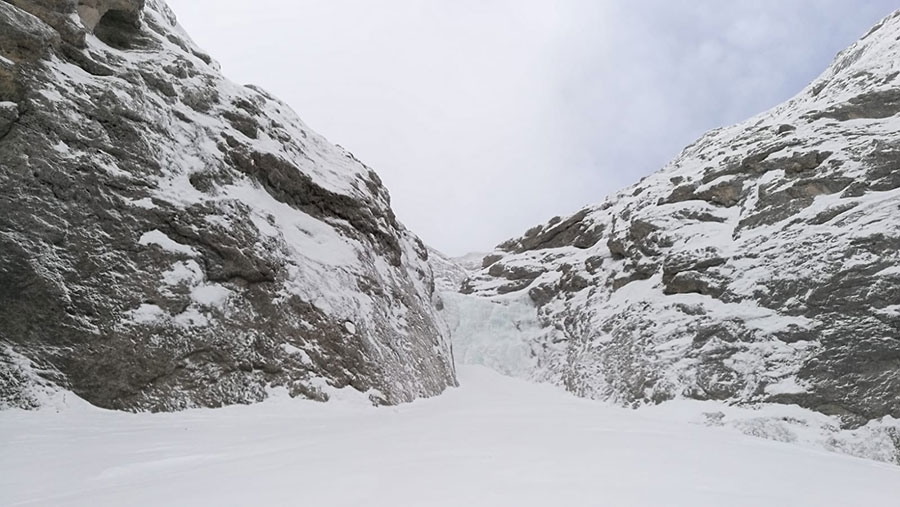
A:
167;1;896;255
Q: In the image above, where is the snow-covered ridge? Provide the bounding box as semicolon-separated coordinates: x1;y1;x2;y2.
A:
0;0;455;410
443;10;900;463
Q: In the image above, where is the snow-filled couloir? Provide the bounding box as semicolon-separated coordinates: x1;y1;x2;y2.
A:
437;10;900;463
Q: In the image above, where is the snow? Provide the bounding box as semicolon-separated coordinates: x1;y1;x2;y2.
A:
172;307;209;328
138;230;197;256
640;400;900;464
190;284;231;308
876;305;900;317
876;265;900;277
161;260;204;286
122;301;214;329
764;376;807;395
0;346;84;412
222;181;360;268
279;343;313;365
1;366;897;507
123;303;167;325
128;197;156;209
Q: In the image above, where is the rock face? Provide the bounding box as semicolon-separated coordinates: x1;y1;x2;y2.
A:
0;0;456;411
451;11;900;435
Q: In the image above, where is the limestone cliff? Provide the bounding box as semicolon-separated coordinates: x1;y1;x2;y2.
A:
0;0;456;411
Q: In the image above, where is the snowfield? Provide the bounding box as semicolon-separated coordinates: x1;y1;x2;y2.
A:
2;367;898;507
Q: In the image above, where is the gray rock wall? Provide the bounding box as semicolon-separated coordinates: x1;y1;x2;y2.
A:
0;0;456;411
455;10;900;430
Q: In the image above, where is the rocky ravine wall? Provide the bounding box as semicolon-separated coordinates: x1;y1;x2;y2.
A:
0;0;456;411
447;10;900;458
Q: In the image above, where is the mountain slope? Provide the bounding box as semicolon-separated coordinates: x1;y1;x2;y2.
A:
449;10;900;443
0;0;456;411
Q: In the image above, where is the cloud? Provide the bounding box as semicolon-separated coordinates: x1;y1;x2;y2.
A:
167;0;897;255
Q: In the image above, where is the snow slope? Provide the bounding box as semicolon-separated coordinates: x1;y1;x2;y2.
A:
2;366;899;507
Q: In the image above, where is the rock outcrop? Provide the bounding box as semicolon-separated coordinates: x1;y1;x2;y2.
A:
449;11;900;445
0;0;456;411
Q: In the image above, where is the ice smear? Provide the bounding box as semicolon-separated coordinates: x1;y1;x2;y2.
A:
441;291;541;378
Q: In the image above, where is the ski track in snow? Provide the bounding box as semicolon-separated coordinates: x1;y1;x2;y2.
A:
1;366;898;507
